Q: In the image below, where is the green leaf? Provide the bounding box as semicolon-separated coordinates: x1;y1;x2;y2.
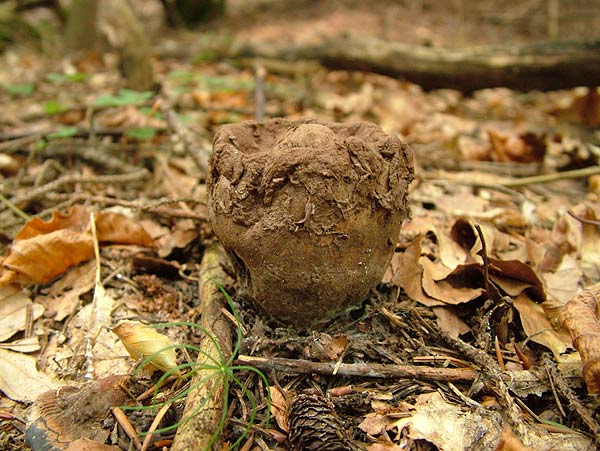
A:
192;49;219;64
125;127;156;141
35;139;47;151
47;126;78;140
46;73;65;82
167;70;194;83
46;73;90;83
139;107;163;119
94;89;154;107
44;99;68;115
4;83;35;96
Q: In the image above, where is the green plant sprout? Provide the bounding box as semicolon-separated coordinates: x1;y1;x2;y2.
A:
94;89;154;107
121;283;271;450
46;72;91;83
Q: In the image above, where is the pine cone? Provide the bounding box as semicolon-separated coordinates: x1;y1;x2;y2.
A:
288;391;364;451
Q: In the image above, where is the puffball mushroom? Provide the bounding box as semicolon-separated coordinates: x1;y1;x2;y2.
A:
208;118;414;327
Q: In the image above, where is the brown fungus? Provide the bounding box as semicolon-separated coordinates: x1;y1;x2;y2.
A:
208;118;414;327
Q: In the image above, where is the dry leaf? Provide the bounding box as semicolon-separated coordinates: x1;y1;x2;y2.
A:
112;321;180;375
366;440;405;451
326;334;348;360
542;254;581;306
34;260;96;321
0;206;153;286
432;306;470;338
392;391;502;451
0;336;40;353
494;425;532;451
66;439;121;451
513;293;573;359
268;385;290;432
561;287;600;394
1;228;94;285
94;210;154;246
421;258;484;304
0;285;44;342
0;348;62;402
487;129;545;163
391;237;444;307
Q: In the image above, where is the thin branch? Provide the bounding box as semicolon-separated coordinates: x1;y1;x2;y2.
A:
500;165;600;187
6;169;149;208
234;355;477;383
45;193;207;220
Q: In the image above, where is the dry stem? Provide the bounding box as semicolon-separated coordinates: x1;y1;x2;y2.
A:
171;243;232;451
235;354;477;382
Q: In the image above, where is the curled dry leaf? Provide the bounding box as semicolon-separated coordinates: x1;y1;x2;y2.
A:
268;385;290;432
513;293;572;360
0;205;153;286
561;286;600;394
112;321;180;375
487;129;546;163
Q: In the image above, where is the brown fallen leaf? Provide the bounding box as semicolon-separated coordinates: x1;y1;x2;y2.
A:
391;236;444;307
0;285;44;342
268;385;290;432
513;293;573;360
421;258;485;305
561;286;600;394
66;438;121;451
0;348;62;402
487;129;545;164
0;206;153;286
34;260;96;321
493;425;532;451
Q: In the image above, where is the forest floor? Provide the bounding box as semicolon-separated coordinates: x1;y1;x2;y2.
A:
1;1;600;450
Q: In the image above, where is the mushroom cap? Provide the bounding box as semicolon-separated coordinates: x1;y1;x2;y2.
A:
208;118;414;326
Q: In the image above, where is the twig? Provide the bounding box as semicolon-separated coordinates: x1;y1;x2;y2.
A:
160;102;211;176
544;357;600;442
171;243;231;451
568;209;600;226
41;141;140;174
234;355;477;383
500;165;600;187
442;333;529;441
5;169;149;208
141;402;172;451
113;406;143;450
0;192;30;220
45;193;207;220
254;64;266;122
475;224;493;302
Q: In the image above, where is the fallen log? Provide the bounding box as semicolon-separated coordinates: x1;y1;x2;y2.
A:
231;38;600;92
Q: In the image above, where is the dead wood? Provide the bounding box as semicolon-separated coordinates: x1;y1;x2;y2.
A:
235;354;477;382
231;38;600;92
171;243;232;451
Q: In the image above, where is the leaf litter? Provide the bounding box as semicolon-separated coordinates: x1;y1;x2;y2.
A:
0;3;600;451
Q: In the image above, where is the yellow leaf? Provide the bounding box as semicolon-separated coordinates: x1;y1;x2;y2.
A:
112;321;180;375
